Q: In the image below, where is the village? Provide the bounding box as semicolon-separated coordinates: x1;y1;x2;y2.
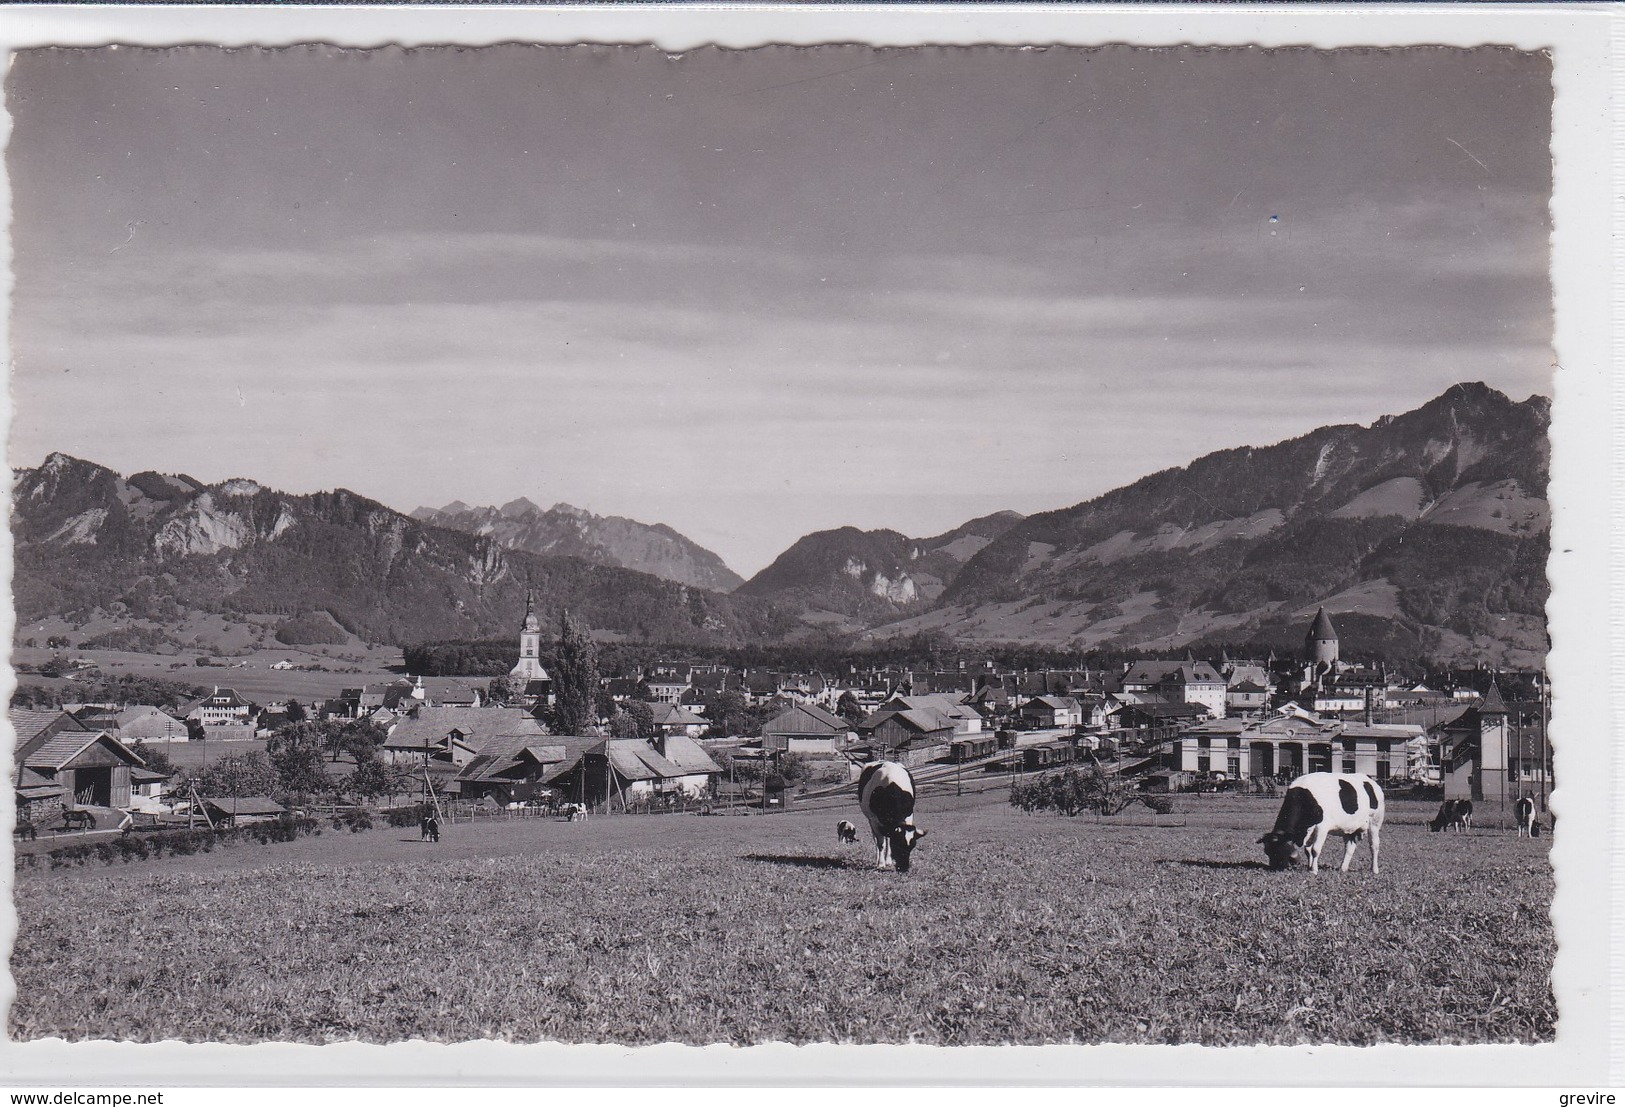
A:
12;591;1552;843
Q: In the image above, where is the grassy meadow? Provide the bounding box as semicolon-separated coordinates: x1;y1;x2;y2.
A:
11;794;1554;1046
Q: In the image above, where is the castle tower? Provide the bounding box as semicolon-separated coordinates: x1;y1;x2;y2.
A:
510;589;551;684
1304;607;1340;669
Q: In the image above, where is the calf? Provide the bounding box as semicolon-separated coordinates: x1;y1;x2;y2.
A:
836;819;859;844
1428;798;1473;833
857;761;926;872
1515;797;1536;837
1259;772;1384;874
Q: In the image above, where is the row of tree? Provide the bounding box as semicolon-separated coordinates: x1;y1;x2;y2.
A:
140;718;417;803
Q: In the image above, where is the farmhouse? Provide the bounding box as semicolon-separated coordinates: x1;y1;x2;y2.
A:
552;735;722;810
383;707;546;768
454;734;570;805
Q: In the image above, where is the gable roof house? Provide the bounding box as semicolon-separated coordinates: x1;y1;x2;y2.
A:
114;705;190;743
650;703;709;739
1018;695;1085;729
454;733;572;805
760;702;852;753
550;735;723;811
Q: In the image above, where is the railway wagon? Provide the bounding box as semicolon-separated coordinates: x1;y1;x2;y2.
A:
949;735;998;763
1023;741;1077;772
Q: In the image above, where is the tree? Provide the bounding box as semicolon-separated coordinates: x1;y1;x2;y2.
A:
128;739;174;777
285;700;308;724
195;752;279;799
704;689;753;739
609;709;642;741
486;676;515;705
835;690;865;725
343;758;410;802
266;721;331;796
548;613;600;736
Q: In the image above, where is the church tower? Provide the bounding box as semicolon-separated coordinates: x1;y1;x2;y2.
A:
1304;607;1340;669
510;589;550;685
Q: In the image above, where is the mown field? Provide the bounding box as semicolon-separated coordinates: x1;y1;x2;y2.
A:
10;795;1554;1046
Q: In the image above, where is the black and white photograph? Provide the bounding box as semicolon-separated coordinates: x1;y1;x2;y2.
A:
0;11;1613;1080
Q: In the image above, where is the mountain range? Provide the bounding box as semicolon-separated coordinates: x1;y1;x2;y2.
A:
11;382;1550;666
410;499;743;593
11;455;788;649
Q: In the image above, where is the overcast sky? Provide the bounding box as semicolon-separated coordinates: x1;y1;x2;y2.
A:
7;44;1553;577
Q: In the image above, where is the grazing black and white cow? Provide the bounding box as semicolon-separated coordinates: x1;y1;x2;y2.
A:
836;820;859;844
1515;797;1536;837
857;761;926;872
1428;798;1473;833
1258;771;1384;874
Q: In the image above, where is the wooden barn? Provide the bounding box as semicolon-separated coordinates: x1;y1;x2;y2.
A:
15;728;151;818
760;702;851;753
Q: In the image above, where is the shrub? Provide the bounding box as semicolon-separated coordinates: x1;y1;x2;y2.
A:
331;808;374;833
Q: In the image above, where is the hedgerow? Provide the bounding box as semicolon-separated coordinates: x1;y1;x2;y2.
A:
24;816;323;871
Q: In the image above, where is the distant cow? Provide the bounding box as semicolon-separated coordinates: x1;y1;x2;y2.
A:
836;820;859;844
1259;772;1385;874
1429;798;1473;833
561;803;588;822
1515;797;1536;837
857;761;926;872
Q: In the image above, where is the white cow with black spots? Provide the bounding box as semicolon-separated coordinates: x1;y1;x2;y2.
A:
857;761;926;872
1259;771;1385;874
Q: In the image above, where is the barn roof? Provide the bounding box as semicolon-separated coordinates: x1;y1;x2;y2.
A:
201;796;285;817
651;703;707;728
387;707;545;749
657;735;723;776
9;708;86;744
22;730;147;773
15;765;65;798
596;739;685;782
761;701;847;736
455;734;570;784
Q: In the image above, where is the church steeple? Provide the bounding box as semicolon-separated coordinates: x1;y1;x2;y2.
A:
511;589;550;685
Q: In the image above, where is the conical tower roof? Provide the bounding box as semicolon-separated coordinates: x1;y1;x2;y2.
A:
1308;607;1338;641
521;588;541;634
1480;682;1509;715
